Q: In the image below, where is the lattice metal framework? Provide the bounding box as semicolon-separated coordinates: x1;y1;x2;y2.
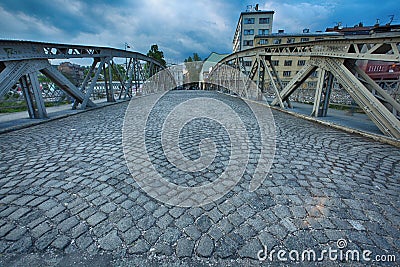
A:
0;40;166;118
210;36;400;139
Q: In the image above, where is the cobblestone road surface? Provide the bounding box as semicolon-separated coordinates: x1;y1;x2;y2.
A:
0;91;399;266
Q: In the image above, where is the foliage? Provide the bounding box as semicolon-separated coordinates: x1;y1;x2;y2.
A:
184;53;203;82
103;64;127;81
147;44;167;68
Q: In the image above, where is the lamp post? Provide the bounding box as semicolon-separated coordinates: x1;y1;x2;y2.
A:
124;42;130;75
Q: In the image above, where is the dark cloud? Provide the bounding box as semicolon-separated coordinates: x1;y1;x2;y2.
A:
0;0;398;62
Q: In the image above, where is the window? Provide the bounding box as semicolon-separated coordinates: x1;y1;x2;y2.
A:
258;39;269;45
284;60;292;66
271;60;279;66
273;38;281;44
244;29;254;35
244;61;252;66
258;29;269;36
311;71;318;77
287;38;295;44
297;60;306;66
243;40;254;46
300;38;310;42
308;81;317;88
283;71;291;77
259;18;270;24
244;18;255;24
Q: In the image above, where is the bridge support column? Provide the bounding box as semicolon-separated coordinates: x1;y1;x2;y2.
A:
20;72;47;119
81;57;107;109
311;69;334;117
104;59;115;102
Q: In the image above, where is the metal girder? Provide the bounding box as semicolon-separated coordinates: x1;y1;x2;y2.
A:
347;61;400;117
29;72;47;118
260;57;284;108
41;64;95;108
271;63;317;106
17;72;48;119
0;59;49;98
321;57;400;138
311;69;334;117
81;57;107;109
19;76;35;118
211;35;400;138
105;59;115;102
311;68;326;117
0;40;165;68
217;36;400;63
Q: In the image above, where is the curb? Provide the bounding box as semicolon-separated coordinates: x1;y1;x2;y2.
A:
237;94;400;148
218;91;400;148
0;100;130;135
268;106;400;148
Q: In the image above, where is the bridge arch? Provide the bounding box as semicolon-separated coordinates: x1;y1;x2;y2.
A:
210;37;400;138
0;40;167;118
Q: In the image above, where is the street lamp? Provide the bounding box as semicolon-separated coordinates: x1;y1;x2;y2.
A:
124;42;131;73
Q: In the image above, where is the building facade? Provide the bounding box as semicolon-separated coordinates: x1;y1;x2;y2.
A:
57;62;85;86
232;7;274;52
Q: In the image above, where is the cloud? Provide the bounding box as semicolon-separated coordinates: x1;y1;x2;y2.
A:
262;1;336;33
0;6;64;41
0;0;237;61
0;0;399;63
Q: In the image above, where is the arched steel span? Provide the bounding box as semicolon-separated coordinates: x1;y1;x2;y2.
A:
208;36;400;139
0;40;168;118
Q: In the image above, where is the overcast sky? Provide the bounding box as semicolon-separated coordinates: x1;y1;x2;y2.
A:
0;0;398;63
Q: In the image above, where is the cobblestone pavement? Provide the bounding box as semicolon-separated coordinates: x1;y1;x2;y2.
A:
0;91;399;266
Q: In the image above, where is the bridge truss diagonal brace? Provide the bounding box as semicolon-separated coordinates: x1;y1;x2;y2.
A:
81;57;108;109
259;57;284;108
40;64;95;109
347;61;400;117
0;59;49;99
271;63;317;106
322;57;400;138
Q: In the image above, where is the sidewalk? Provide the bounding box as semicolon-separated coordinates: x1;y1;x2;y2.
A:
285;102;382;135
0;99;126;133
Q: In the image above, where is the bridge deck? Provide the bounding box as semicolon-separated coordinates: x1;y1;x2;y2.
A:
0;91;399;265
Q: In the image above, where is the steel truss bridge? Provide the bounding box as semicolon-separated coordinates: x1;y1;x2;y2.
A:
1;37;400;139
208;36;400;139
0;40;166;119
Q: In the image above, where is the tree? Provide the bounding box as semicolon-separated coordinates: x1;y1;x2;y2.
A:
184;53;203;83
103;64;126;81
147;44;166;67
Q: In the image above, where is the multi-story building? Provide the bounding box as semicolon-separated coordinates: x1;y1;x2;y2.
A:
232;5;274;52
58;62;85;86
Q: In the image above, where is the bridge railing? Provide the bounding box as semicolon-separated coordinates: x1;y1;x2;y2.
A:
209;36;400;138
0;40;166;119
